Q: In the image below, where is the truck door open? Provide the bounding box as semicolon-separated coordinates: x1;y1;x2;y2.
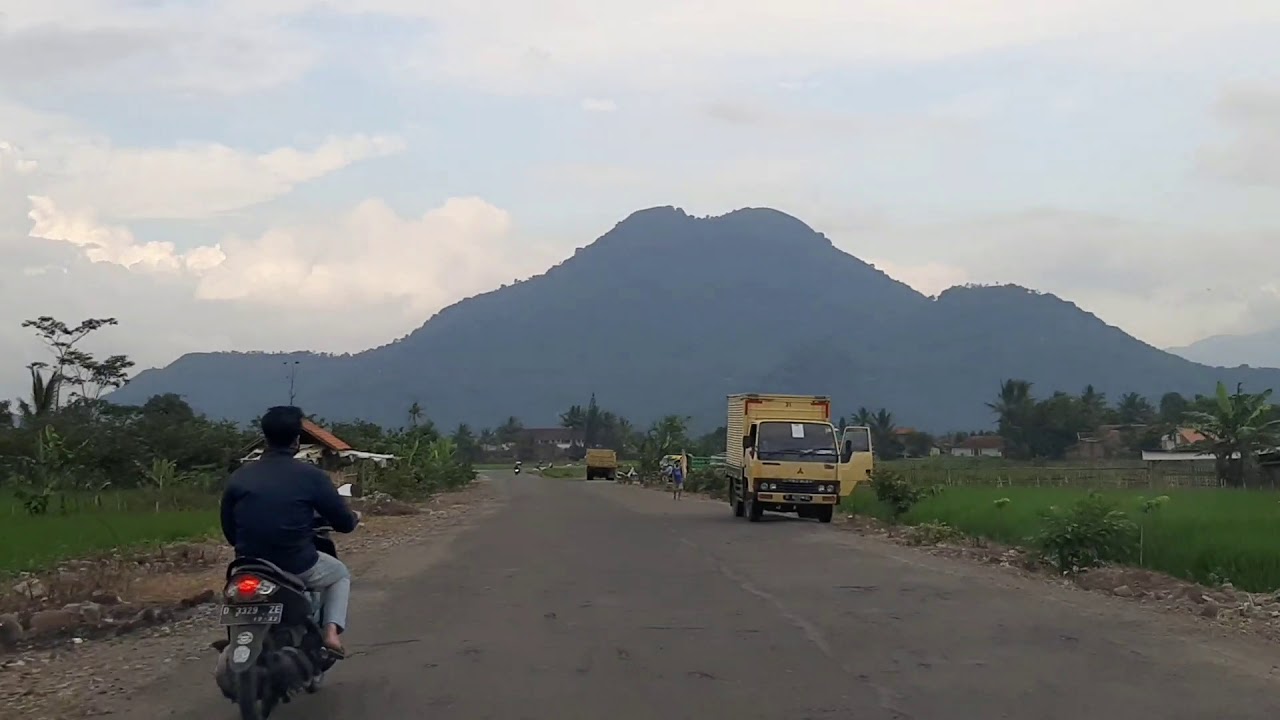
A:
838;426;873;496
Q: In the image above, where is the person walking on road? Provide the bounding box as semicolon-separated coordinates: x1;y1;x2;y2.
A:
671;461;684;500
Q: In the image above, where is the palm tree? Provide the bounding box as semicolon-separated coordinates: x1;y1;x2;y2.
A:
559;405;586;431
1116;392;1155;425
1080;384;1109;426
407;401;423;427
1184;381;1280;488
987;379;1034;458
497;416;523;444
869;409;900;460
18;363;60;423
853;407;874;427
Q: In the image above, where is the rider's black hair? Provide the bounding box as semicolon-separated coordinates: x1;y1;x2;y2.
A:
261;405;304;449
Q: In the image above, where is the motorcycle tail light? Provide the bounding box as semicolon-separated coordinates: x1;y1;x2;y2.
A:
225;574;278;601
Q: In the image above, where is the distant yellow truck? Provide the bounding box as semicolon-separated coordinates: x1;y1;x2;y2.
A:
585;448;618;481
725;393;873;523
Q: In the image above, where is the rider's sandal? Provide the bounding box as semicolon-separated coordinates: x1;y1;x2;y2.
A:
321;646;347;661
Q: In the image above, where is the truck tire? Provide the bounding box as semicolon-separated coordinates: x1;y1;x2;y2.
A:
733;494;745;517
747;495;763;522
816;505;834;523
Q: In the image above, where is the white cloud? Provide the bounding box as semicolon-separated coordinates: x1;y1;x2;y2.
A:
376;0;1280;93
580;98;617;112
1;191;557;400
25;194;552;313
0;3;319;94
37;134;405;221
1199;85;1280;188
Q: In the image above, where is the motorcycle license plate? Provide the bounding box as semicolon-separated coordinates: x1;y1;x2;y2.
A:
220;603;284;625
783;494;813;502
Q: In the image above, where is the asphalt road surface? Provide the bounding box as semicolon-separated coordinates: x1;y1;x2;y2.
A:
131;473;1280;719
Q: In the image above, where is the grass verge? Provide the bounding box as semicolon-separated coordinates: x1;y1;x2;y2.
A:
1;491;221;576
843;485;1280;592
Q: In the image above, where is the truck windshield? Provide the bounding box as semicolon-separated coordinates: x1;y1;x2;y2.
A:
756;422;837;462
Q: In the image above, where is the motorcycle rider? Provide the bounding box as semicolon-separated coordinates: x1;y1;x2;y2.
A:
220;406;360;656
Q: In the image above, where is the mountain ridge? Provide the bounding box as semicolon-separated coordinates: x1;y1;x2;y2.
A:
110;206;1280;431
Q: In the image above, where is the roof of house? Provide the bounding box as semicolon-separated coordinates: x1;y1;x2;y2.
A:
240;418;353;454
1176;427;1206;445
302;418;351;452
959;435;1005;450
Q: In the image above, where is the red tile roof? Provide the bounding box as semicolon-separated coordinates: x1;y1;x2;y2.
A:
1177;428;1206;445
960;435;1005;450
302;419;351;452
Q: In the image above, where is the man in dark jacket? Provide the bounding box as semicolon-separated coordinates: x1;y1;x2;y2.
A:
221;406;360;655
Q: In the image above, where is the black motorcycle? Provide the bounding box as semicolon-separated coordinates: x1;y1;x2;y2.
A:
213;521;342;719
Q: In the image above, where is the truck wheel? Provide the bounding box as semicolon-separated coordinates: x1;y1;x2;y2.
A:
747;496;763;522
816;505;834;523
733;492;745;517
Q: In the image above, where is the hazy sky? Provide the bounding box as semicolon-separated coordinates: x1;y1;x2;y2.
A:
3;1;1280;399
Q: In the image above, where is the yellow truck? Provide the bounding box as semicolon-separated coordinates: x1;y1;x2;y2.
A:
725;393;873;523
585;448;618;481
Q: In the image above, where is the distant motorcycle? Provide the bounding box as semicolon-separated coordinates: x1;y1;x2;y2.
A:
514;466;521;474
213;520;344;719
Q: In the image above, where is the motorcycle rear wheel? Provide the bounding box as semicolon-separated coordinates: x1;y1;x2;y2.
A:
236;669;276;719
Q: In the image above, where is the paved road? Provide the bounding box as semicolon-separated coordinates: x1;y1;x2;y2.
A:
135;473;1280;719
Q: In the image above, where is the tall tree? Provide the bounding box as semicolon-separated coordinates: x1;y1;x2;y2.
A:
868;409;902;460
559;405;586;431
1115;392;1156;425
408;402;423;427
1158;392;1189;425
496;416;524;444
1184;382;1280;488
988;379;1034;458
21;316;123;409
583;393;603;447
451;423;479;463
1080;384;1108;427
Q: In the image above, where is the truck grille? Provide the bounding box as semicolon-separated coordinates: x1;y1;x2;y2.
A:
763;481;828;494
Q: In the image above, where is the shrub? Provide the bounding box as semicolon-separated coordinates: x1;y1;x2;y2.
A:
870;468;928;519
904;520;964;546
1033;492;1138;572
684;468;726;498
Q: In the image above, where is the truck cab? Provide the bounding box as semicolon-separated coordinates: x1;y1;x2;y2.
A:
724;394;874;523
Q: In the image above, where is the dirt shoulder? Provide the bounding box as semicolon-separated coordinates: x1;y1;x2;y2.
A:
0;480;499;720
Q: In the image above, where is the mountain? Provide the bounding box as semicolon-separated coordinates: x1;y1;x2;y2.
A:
1167;329;1280;369
108;206;1280;432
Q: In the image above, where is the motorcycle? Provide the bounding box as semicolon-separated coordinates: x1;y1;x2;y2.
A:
514;466;521;475
213;521;342;719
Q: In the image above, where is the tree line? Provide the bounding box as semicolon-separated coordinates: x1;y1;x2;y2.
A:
0;316;475;514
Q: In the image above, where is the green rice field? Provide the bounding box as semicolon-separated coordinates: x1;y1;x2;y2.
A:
844;484;1280;592
0;491;221;575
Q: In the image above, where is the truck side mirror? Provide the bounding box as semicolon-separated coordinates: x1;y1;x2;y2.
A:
842;440;854;462
742;435;753;450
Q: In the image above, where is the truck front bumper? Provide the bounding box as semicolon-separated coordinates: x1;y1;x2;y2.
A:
755;492;838;505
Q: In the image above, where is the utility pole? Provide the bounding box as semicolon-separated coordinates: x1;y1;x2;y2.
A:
283;360;300;404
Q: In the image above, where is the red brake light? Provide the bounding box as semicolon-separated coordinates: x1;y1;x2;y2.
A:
236;576;262;597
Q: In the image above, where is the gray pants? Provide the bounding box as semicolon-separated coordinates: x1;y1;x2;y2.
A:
297;552;351;632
